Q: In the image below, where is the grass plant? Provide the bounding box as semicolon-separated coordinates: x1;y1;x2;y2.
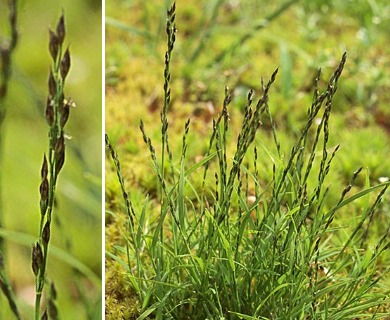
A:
106;2;390;319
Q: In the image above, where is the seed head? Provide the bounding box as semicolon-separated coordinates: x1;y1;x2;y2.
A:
49;30;59;60
40;198;48;217
56;151;65;175
60;99;71;128
41;154;48;180
60;47;71;80
32;242;43;276
55;134;65;174
42;221;51;245
48;70;56;97
45;97;54;127
39;178;49;202
39;177;49;215
56;14;65;45
55;134;65;158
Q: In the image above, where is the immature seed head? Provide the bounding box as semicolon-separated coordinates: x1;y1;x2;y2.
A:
42;221;51;245
54;134;65;174
55;151;65;175
60;99;70;128
39;178;49;203
41;154;48;180
32;242;43;276
49;30;59;60
48;70;56;97
45;97;55;127
40;158;49;215
55;134;65;158
56;14;65;45
40;198;48;217
60;47;71;80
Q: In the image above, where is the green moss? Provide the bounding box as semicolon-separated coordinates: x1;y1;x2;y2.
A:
105;263;140;320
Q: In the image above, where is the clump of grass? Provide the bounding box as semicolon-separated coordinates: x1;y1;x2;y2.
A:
32;13;73;320
106;2;390;319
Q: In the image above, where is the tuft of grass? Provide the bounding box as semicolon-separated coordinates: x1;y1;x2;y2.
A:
106;2;390;319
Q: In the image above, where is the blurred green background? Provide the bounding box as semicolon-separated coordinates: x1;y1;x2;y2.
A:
0;0;102;318
105;0;390;178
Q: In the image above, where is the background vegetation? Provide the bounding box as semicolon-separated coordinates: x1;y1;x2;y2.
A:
105;0;390;318
0;0;102;318
106;0;390;154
